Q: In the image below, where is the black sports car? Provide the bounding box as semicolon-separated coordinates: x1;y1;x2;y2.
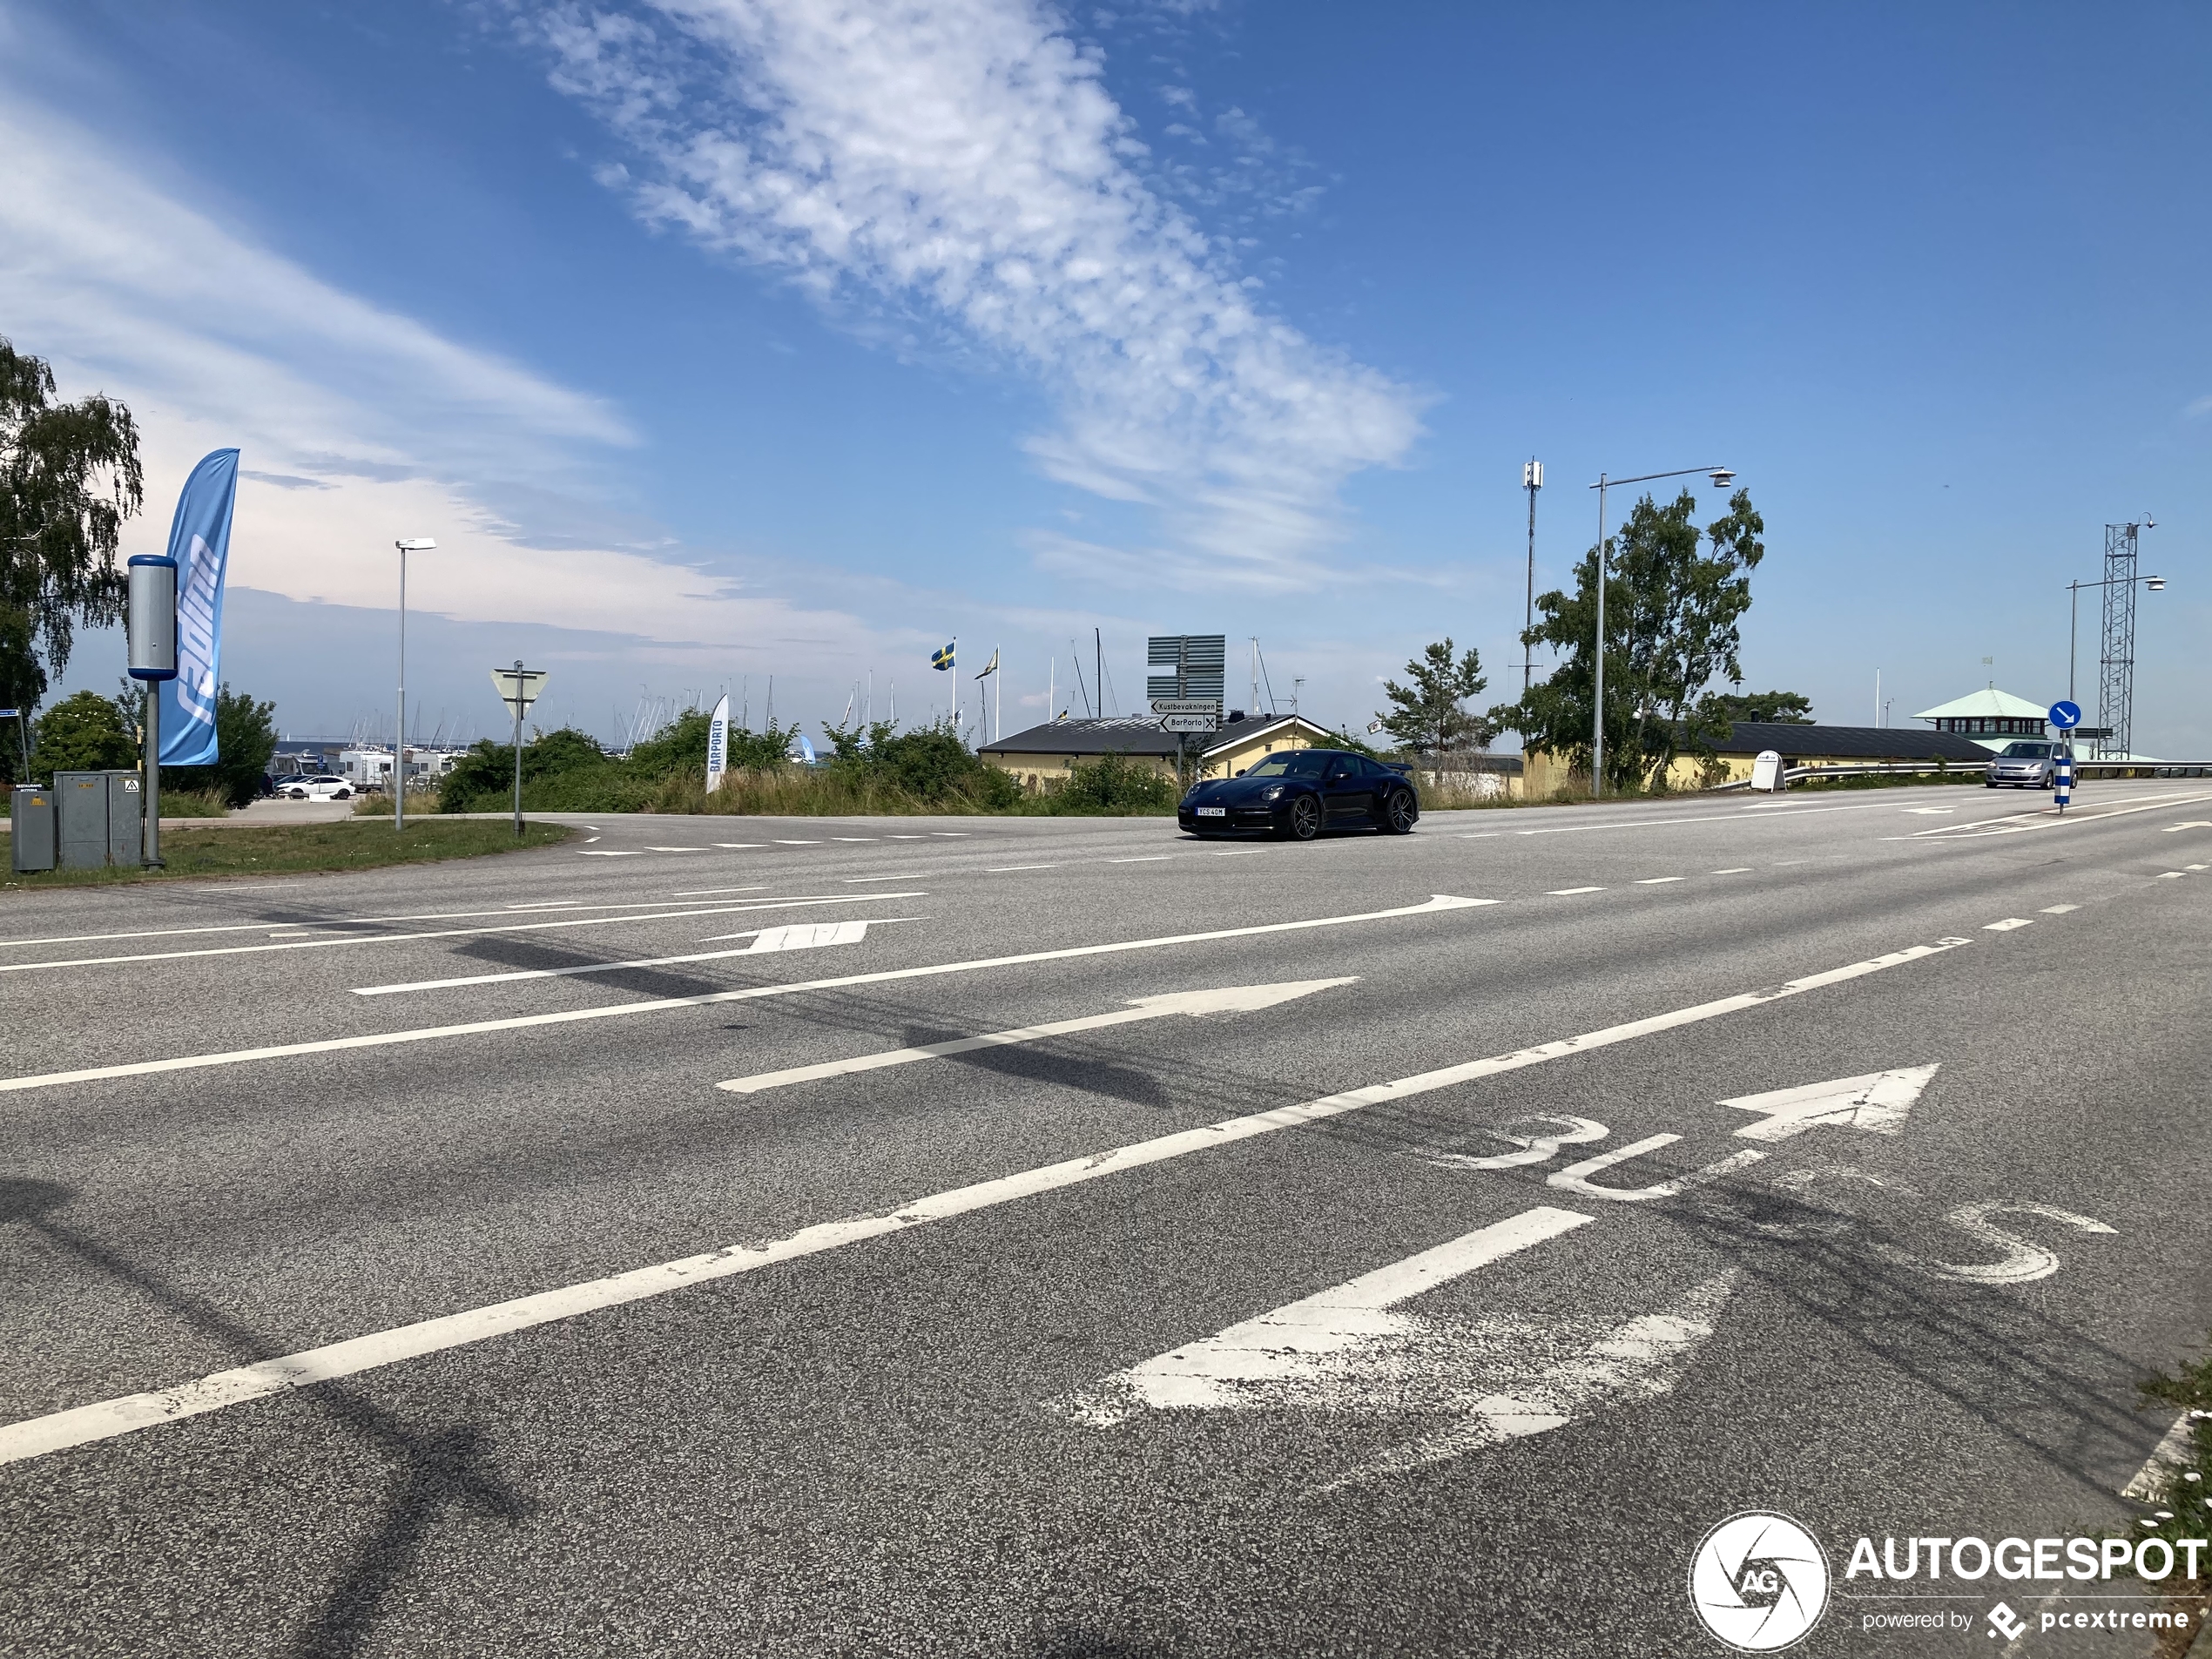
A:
1177;748;1420;840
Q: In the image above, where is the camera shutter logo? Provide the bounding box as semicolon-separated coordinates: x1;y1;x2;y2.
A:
1688;1512;1830;1651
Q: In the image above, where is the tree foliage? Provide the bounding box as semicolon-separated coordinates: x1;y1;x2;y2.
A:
1375;639;1489;759
1;338;143;719
153;684;280;807
1700;690;1814;725
822;717;1019;806
1494;489;1767;790
30;688;136;782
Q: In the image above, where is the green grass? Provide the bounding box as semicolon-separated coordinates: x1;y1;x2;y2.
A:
0;819;571;890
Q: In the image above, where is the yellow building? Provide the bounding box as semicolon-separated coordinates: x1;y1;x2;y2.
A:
980;713;1339;793
1522;722;1996;796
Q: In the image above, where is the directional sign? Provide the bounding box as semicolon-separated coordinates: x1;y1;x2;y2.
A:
1161;714;1218;733
1722;1065;1937;1141
2048;700;2081;729
1150;698;1220;716
489;664;548;714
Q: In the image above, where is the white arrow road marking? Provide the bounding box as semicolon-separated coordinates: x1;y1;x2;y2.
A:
2162;821;2212;832
1047;1210;1737;1487
0;934;1969;1466
716;978;1355;1095
351;920;921;996
0;895;1492;1095
1723;1065;1939;1141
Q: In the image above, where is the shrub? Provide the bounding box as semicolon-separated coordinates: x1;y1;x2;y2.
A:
1048;752;1176;813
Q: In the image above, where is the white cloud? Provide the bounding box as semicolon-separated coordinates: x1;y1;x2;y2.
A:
522;0;1426;590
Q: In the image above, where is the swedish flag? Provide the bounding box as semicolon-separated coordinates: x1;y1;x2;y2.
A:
930;641;955;671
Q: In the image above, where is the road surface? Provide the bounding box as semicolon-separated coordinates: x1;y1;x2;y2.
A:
2;781;2208;1656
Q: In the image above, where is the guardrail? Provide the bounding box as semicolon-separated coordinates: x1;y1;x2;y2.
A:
1710;758;2211;793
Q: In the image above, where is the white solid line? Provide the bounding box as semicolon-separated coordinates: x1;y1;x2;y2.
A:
843;874;923;882
1546;886;1603;896
2156;871;2184;879
930;833;969;837
772;840;819;846
887;835;927;840
1898;789;2212;841
831;838;877;842
1635;877;1684;885
1;897;902;977
1711;867;1752;874
1213;849;1264;856
987;865;1059;873
0;934;1969;1466
1510;801;1906;838
2189;864;2209;872
2039;904;2079;914
0;895;779;952
644;846;707;853
0;895;1497;1095
578;851;644;857
1983;918;2033;931
352;900;927;994
718;978;1357;1094
713;844;766;850
671;887;771;898
1112;856;1171;864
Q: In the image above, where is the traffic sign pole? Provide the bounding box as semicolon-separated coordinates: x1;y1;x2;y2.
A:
490;662;550;838
2048;701;2080;814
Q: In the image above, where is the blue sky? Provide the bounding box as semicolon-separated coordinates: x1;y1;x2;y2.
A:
6;0;2207;752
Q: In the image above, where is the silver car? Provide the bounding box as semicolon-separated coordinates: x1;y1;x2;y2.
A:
1985;739;2060;789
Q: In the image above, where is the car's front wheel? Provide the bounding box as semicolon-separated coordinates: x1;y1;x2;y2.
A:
1380;788;1418;834
334;789;351;799
1280;795;1322;841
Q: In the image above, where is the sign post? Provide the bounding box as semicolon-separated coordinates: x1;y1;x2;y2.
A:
490;662;549;838
2048;700;2080;813
126;554;179;867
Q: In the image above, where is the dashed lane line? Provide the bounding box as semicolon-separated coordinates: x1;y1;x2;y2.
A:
1983;919;2033;932
1547;887;1603;896
0;894;1494;1096
1635;877;1685;885
2040;904;2079;914
0;930;1969;1468
1712;867;1752;874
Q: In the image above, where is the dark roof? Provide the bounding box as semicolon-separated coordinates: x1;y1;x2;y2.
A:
1713;723;1993;761
981;713;1336;759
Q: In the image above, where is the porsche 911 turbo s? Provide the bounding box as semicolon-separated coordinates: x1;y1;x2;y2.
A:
1177;748;1420;840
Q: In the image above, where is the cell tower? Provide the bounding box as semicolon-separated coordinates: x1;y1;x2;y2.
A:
2096;522;2139;759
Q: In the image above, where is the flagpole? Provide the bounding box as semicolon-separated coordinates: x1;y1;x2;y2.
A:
995;645;1001;741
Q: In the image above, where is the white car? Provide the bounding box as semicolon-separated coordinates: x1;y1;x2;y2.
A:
281;774;354;800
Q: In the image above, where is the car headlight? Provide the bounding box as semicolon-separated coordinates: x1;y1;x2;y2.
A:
1258;784;1285;801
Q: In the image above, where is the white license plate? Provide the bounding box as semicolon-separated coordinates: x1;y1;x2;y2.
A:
1197;806;1226;817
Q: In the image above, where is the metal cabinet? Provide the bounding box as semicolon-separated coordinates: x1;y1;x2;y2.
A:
51;770;144;868
10;785;55;873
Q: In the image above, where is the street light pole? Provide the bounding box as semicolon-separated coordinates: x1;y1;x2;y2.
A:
2066;569;2164;736
1585;465;1736;798
393;539;435;830
1522;459;1542;692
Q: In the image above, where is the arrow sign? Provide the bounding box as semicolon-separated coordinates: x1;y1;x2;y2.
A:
1723;1064;1938;1142
717;977;1356;1094
1048;1207;1738;1487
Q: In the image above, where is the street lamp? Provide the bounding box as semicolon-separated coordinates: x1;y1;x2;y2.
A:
1584;465;1737;796
394;538;436;830
2065;572;2163;702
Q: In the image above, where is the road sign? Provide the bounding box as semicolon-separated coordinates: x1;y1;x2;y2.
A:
1161;714;1218;733
1146;634;1226;705
2048;700;2081;729
490;664;549;715
1150;698;1220;716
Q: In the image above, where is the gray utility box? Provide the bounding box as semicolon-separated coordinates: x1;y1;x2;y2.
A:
52;770;143;869
10;784;56;873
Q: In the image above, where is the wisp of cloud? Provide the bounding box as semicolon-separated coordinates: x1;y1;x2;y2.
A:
525;0;1427;590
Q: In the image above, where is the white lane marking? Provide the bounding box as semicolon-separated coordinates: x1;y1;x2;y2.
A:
578;850;644;857
2039;904;2079;914
644;846;708;853
930;833;968;837
700;920;887;952
2161;821;2212;832
713;843;766;850
1550;1136;1768;1201
3;895;1494;1093
671;887;771;898
887;834;927;840
718;978;1354;1094
2156;871;2184;880
505;901;590;910
988;865;1060;873
1983;918;2033;931
1514;800;1916;836
2190;864;2209;872
1112;856;1171;864
1902;807;1954;815
1711;867;1752;874
1635;877;1684;885
2121;1411;2199;1500
831;838;877;842
1049;1231;1737;1490
583;835;600;844
843;873;923;882
1772;859;1811;865
354;915;921;995
1899;789;2212;840
0;933;1965;1463
1427;1115;1608;1171
5;896;904;977
772;840;819;846
1723;1066;1936;1140
1213;849;1264;856
1546;886;1602;896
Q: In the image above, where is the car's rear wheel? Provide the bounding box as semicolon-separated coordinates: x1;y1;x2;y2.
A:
1281;795;1322;841
1380;787;1418;834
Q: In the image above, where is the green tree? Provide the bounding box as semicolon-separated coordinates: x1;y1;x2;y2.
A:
1375;639;1489;759
162;685;280;807
1494;489;1766;790
2;339;143;722
31;688;136;782
1699;690;1813;725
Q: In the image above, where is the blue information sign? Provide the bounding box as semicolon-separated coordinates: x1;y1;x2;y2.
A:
2048;700;2081;729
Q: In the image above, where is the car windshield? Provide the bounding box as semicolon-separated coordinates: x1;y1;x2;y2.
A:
1243;752;1327;779
1999;742;2054;759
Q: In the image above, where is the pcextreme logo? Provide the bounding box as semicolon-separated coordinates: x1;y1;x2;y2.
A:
1689;1512;1831;1651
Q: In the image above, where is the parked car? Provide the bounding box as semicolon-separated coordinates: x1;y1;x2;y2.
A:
1178;748;1419;840
1985;740;2060;789
281;774;354;801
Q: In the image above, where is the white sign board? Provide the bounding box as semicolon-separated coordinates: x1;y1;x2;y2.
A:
490;666;549;716
1750;749;1784;792
1162;714;1218;734
1151;698;1220;716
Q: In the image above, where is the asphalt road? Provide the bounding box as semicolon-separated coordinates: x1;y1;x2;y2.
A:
2;781;2209;1658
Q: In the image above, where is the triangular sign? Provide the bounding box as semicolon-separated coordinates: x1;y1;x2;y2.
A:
1720;1065;1939;1142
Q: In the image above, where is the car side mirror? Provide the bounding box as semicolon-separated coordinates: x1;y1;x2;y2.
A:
1235;769;1245;777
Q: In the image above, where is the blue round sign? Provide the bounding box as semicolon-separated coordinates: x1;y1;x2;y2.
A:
2048;700;2081;729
